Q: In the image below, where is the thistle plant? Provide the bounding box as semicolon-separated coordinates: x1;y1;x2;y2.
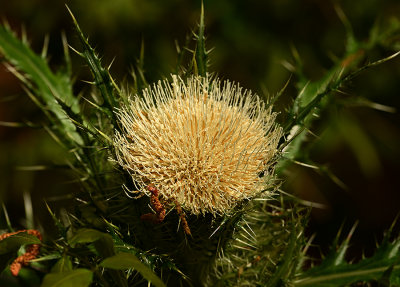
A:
0;3;400;287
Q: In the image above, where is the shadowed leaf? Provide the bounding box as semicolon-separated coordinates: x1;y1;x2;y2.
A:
68;228;112;248
101;252;166;287
41;269;93;287
51;256;73;273
0;233;41;255
294;231;400;286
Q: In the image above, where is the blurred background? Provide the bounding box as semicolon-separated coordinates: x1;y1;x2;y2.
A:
1;0;400;256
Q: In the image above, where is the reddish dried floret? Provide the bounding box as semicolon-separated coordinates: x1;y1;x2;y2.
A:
0;229;42;276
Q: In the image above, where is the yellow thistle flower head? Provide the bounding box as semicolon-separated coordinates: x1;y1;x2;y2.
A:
114;75;282;215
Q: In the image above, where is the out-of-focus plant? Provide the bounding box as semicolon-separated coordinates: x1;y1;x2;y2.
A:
0;3;399;287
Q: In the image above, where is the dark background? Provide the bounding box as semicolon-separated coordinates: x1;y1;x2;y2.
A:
1;0;400;255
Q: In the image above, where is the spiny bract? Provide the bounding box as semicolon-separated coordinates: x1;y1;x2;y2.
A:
114;75;282;215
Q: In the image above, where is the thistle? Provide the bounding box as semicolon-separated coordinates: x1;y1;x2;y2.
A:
114;75;282;216
1;4;400;287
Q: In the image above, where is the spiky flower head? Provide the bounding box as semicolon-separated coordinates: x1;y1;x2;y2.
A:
114;75;282;215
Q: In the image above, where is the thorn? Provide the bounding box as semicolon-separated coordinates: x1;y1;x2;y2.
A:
65;4;77;25
68;44;83;57
346;221;358;242
21;25;28;45
41;34;49;59
1;204;13;232
81;79;96;85
108;57;116;70
209;218;227;238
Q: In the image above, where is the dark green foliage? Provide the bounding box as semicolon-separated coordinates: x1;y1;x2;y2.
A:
51;256;72;272
208;196;307;287
0;233;41;274
0;233;40;255
0;4;399;287
66;6;121;132
41;269;93;287
294;227;400;286
101;253;166;287
277;15;400;175
0;24;81;145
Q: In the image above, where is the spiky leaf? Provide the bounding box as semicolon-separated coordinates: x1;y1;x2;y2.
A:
0;25;82;145
294;235;400;286
66;6;120;129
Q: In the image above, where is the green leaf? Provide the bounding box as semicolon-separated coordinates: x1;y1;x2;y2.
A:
51;256;73;273
294;234;400;286
279;48;400;172
68;228;112;248
100;253;166;287
18;267;42;286
66;6;120;130
41;269;93;287
0;25;82;145
68;229;128;286
0;233;41;255
0;232;42;274
266;218;304;287
294;69;338;111
93;232;115;259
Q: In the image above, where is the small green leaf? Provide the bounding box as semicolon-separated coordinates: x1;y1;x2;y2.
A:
41;269;93;287
0;233;41;255
68;229;128;286
101;253;166;287
30;253;61;262
0;232;42;274
51;256;73;273
68;228;116;258
68;228;109;247
93;233;115;258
